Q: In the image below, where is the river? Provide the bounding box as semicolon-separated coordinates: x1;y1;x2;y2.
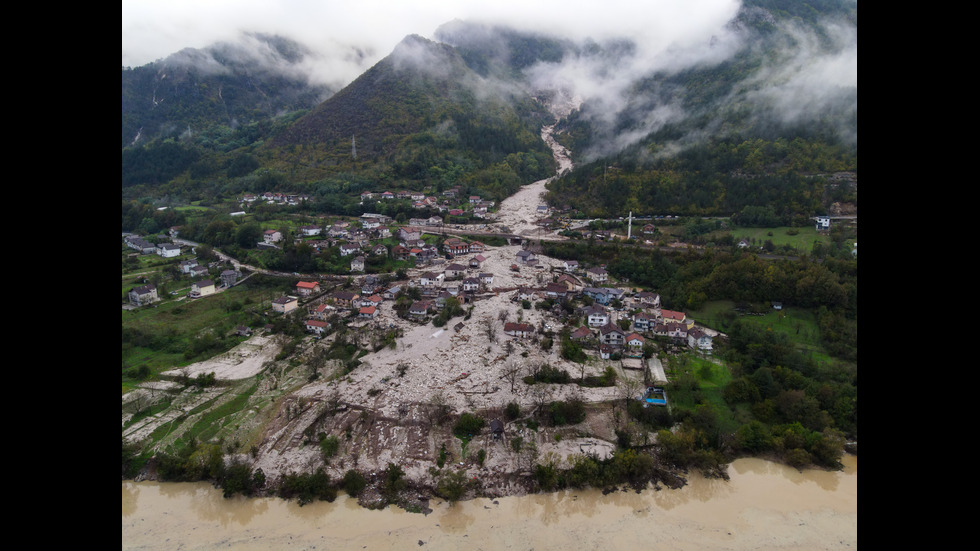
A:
122;454;856;550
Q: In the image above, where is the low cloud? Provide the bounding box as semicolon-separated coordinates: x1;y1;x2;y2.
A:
123;1;856;154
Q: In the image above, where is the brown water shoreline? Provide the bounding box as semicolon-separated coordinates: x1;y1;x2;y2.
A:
123;455;857;551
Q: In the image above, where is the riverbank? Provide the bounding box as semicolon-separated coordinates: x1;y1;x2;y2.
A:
123;455;857;551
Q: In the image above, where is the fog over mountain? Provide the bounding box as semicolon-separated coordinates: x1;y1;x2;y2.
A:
123;0;742;85
123;0;856;158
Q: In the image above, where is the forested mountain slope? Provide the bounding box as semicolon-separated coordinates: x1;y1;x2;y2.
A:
122;33;335;148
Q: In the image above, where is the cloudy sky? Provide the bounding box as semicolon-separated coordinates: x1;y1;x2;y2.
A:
122;0;742;74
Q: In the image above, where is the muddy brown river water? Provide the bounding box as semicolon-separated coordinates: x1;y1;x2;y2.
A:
122;454;856;550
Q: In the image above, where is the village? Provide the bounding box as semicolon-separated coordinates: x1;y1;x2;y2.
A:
122;184;724;493
123;123;734;501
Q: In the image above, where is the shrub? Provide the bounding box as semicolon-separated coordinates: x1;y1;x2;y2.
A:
437;443;448;468
381;463;407;499
453;413;486;440
220;460;263;497
436;469;470;504
341;469;367;497
320;435;340;462
548;399;586;426
533;364;571;384
279;469;337;505
504;401;521;420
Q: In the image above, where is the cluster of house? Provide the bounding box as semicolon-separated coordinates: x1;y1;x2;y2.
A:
259;214;482;272
124;234;181;258
241;187;498;224
505;256;714;354
124;234;241;306
241;192;310;206
274;241;503;334
527;278;714;355
356;188;497;219
272;240;497;334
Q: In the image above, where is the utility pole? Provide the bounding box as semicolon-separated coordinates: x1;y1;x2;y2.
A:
627;211;633;240
352;136;357;160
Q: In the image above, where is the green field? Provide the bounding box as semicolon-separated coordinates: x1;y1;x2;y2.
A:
122;279;283;392
730;226;830;253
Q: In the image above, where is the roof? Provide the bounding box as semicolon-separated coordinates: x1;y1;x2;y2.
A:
661;309;685;321
296;281;319;289
599;322;624;335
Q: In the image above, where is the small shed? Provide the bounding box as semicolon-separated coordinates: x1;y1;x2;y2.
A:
489;418;505;440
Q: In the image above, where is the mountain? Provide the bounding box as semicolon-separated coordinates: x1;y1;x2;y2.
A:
121;33;335;148
268;34;551;160
255;34;557;200
121;0;856;221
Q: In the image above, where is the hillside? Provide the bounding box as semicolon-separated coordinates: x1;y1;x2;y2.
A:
541;0;857;218
260;34;556;193
121;33;334;148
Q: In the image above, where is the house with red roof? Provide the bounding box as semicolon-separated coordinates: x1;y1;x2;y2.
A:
305;319;329;335
296;281;320;296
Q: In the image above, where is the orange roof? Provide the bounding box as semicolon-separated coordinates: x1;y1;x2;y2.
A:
661;309;685;321
296;281;319;289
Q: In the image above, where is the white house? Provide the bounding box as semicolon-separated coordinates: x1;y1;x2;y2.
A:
687;328;713;351
625;333;646;353
420;272;443;287
503;322;534;338
128;284;158;306
263;229;282;244
598;323;626;347
305;319;330;335
586;267;608;283
585;304;610;327
462;277;481;292
339;243;361;257
157;243;181;258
